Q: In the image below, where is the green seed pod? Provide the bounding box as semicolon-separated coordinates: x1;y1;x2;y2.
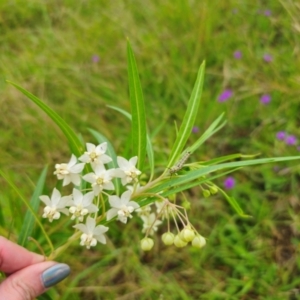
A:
181;199;191;210
162;232;175;245
140;237;154;251
180;227;195;242
203;189;211;198
174;234;188;248
209;185;218;195
192;235;206;248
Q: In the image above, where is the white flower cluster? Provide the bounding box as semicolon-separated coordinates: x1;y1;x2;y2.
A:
40;142;142;249
40;142;206;252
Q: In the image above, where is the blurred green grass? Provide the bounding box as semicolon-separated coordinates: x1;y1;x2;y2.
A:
1;0;300;299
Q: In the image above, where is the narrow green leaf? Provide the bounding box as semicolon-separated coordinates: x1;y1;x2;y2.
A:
218;189;251;218
188;113;226;154
107;105;131;119
18;167;48;246
146;134;155;181
149;155;300;194
0;170;54;253
199;153;259;166
6;81;84;157
161;168;242;197
127;41;147;171
167;61;205;168
107;105;154;178
88;128;121;195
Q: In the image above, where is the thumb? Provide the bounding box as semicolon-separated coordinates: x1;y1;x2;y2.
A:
0;262;70;300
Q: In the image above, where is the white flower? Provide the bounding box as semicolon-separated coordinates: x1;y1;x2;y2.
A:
136;204;152;217
73;216;109;249
106;190;140;223
79;142;112;166
141;213;162;235
39;188;72;222
126;183;143;194
116;156;142;185
54;154;85;186
82;164;116;195
155;200;169;219
69;189;98;221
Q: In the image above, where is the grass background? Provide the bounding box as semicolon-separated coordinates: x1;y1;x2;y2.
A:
1;0;300;299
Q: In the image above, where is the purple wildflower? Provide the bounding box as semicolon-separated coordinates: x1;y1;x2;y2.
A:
233;50;242;59
92;55;100;63
224;177;235;190
260;94;271;104
192;126;200;133
264;10;271;16
276;131;286;140
232;8;238;14
285;135;297;146
218;89;233;102
263;54;273;62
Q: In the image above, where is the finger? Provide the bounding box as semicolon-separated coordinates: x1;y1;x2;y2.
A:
0;261;70;300
0;236;44;274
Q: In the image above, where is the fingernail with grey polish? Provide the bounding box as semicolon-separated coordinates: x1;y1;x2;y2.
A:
42;263;71;288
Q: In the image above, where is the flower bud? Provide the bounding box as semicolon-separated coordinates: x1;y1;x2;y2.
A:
209;185;218;195
174;234;187;248
140;237;154;251
180;227;195;242
192;235;206;248
162;232;175;245
203;189;211;198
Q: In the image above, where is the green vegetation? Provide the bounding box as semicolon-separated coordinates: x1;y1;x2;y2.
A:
1;1;300;299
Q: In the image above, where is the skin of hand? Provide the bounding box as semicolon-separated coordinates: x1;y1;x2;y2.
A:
0;236;70;300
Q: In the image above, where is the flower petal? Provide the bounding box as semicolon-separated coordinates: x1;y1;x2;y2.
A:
82;191;95;206
108;195;122;208
39;195;51;206
70;163;85;173
129;156;138;166
106;208;118;220
73;223;88;234
72;188;83;204
68;154;78;167
86;216;96;232
86;143;96;152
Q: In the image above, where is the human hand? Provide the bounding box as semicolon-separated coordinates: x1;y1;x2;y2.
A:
0;236;70;300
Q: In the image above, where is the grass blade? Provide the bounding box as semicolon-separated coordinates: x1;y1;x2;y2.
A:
149;155;300;194
107;105;154;178
0;169;54;253
146;134;155;181
18;166;48;246
127;41;147;171
167;61;205;168
6;81;84;157
188;113;226;154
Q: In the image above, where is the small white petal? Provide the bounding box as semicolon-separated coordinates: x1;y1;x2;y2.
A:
86;216;96;232
86;143;96;152
68;154;78;167
82;191;94;206
62;176;71;186
39;195;51;206
73;223;88;234
109;195;122;208
106;208;118;220
70;173;81;186
70;163;85;173
129;156;138;166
